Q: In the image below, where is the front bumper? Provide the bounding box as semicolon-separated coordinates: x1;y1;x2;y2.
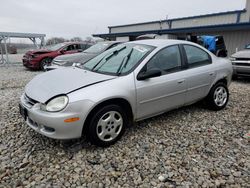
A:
232;60;250;76
44;64;61;71
20;94;94;139
22;58;40;69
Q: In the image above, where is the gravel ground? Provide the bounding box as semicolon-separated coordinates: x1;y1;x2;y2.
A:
0;66;249;188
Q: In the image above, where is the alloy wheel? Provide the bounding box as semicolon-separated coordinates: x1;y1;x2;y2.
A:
214;86;228;107
96;111;123;142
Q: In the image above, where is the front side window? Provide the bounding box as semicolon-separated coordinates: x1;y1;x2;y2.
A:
83;44;154;75
145;45;182;73
184;45;211;67
65;45;76;51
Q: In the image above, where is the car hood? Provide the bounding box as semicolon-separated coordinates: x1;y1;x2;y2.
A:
26;49;52;55
231;50;250;59
25;67;116;103
54;52;97;64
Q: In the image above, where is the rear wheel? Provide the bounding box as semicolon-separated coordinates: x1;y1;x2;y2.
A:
206;82;229;111
86;105;127;147
40;57;52;71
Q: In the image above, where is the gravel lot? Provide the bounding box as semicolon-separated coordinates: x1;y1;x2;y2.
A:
0;66;249;188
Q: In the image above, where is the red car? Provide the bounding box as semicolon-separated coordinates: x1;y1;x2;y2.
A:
22;42;91;70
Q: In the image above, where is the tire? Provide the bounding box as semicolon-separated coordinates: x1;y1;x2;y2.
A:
206;82;229;111
86;104;128;147
40;57;52;71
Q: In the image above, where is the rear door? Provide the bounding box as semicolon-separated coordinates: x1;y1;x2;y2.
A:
181;44;215;104
135;45;187;120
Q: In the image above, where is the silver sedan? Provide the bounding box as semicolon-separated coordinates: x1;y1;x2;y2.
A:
230;44;250;78
19;40;232;147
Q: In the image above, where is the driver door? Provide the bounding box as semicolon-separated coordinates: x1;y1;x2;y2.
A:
63;44;79;55
135;45;187;120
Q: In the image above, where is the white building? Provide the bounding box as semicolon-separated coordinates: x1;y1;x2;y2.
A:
93;0;250;55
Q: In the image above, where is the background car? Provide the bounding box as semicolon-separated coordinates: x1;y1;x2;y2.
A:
22;42;92;70
20;40;232;147
45;41;122;71
136;34;228;57
187;35;227;57
231;44;250;78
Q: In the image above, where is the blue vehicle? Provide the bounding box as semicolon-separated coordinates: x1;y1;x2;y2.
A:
196;35;228;57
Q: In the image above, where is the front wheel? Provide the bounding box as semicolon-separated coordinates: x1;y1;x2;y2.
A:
206;82;229;111
86;105;127;147
40;57;52;71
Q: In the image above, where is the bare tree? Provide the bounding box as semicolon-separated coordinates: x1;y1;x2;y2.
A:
70;37;83;42
46;37;66;45
85;36;94;43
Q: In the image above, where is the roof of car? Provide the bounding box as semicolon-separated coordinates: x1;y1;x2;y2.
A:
128;39;196;48
100;41;122;44
62;41;90;44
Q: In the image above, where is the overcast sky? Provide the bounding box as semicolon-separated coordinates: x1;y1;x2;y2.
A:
0;0;246;40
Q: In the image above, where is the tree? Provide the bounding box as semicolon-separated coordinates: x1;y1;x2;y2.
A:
85;36;94;43
46;37;66;45
70;37;83;42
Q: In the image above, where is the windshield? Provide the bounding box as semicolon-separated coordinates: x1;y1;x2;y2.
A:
245;44;250;49
83;43;154;75
46;43;65;51
84;42;112;54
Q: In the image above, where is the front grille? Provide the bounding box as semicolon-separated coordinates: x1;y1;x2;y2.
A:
235;58;250;61
23;54;31;60
234;63;250;66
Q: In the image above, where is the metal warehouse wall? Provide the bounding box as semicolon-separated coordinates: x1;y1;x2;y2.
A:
241;0;250;22
110;22;167;33
110;12;243;34
192;30;250;56
171;14;238;29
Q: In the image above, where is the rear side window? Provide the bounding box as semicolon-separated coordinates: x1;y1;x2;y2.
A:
146;45;182;74
184;45;211;68
80;44;89;50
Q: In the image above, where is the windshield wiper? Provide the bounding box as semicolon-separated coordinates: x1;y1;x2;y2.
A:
116;48;134;75
91;46;126;71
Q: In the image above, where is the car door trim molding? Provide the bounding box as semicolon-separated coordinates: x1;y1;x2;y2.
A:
139;89;187;104
187;83;210;92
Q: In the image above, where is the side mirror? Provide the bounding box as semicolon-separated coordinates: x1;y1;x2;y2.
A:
60;49;66;54
137;69;162;81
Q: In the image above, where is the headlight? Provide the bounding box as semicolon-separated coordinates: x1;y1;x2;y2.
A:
229;57;236;61
31;54;39;58
41;96;68;112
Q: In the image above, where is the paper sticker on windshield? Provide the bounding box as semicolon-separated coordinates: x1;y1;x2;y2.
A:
133;45;148;53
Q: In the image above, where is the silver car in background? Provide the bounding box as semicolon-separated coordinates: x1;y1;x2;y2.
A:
19;40;232;147
45;41;121;71
231;44;250;78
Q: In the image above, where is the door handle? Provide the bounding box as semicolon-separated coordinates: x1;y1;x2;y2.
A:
209;72;215;76
178;79;185;84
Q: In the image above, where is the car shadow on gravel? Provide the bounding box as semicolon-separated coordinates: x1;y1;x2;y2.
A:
23;67;43;72
232;77;250;83
38;101;207;154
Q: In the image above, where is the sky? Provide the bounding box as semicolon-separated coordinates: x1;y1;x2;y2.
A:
0;0;246;40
